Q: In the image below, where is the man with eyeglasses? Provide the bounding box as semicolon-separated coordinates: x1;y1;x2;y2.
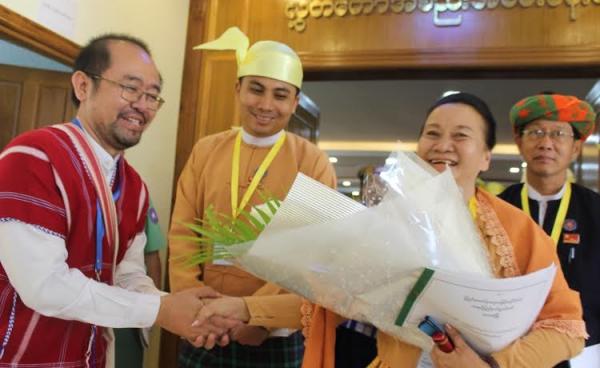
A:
0;34;237;367
499;93;600;367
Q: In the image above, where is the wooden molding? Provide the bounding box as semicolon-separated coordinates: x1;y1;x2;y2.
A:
0;4;79;66
299;45;600;71
173;0;210;187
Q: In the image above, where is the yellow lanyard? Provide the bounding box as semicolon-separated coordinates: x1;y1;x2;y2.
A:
230;130;286;218
520;183;572;246
468;196;477;220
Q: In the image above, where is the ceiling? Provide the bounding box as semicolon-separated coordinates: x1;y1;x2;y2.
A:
303;78;598;192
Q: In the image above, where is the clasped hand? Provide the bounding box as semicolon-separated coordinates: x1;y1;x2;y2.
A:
156;286;270;349
190;294;271;349
154;287;237;348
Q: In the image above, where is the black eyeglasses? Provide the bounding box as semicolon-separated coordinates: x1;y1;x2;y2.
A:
86;72;165;111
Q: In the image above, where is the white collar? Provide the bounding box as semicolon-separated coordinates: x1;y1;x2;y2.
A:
79;123;120;184
527;182;567;202
241;128;284;147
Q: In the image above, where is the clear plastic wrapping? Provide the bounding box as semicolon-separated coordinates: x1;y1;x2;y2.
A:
228;150;493;350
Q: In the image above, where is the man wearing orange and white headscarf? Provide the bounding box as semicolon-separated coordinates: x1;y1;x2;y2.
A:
500;93;600;367
168;27;336;368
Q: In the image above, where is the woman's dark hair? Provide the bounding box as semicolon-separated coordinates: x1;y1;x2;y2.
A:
422;92;497;150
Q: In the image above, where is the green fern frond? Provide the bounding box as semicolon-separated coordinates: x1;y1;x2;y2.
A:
253;206;272;224
179;199;281;265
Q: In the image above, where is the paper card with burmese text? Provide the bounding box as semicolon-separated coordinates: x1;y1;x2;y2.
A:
397;264;557;354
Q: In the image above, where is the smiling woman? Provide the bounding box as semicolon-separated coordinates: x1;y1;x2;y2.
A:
302;91;588;368
417;92;495;202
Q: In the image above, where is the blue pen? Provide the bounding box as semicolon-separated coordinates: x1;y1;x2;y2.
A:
418;316;455;352
418;315;444;337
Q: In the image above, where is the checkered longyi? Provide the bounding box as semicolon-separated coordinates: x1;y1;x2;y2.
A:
178;331;304;368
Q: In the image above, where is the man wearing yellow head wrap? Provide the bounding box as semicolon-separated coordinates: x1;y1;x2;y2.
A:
168;27;336;367
500;93;600;367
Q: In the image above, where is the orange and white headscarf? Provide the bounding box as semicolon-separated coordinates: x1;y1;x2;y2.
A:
510;94;596;141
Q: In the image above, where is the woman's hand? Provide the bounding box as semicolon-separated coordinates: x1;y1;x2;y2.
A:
197;296;251;323
431;324;491;368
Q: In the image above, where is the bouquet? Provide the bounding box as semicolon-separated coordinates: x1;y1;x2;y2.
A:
183;150;497;351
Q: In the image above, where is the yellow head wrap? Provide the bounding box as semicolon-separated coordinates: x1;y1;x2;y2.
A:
193;27;303;89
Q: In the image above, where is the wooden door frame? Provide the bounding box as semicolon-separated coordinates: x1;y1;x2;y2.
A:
0;4;79;66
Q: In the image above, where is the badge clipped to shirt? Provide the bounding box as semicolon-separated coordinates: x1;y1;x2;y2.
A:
149;207;159;224
562;219;580;245
563;233;581;245
563;219;577;232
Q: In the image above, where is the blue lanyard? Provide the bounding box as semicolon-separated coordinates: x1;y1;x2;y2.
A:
94;187;121;277
71;119;121;279
71;118;123;368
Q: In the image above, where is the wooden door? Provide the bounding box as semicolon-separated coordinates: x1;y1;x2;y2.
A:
0;63;74;149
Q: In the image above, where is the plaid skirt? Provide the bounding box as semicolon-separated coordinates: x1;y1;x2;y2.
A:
178;332;304;368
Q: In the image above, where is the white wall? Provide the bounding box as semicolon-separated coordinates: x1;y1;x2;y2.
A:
1;1;190;367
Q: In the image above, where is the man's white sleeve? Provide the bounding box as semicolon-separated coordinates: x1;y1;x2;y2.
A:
0;221;160;328
114;230;167;296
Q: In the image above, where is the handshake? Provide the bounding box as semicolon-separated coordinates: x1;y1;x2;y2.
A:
154;286;267;349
